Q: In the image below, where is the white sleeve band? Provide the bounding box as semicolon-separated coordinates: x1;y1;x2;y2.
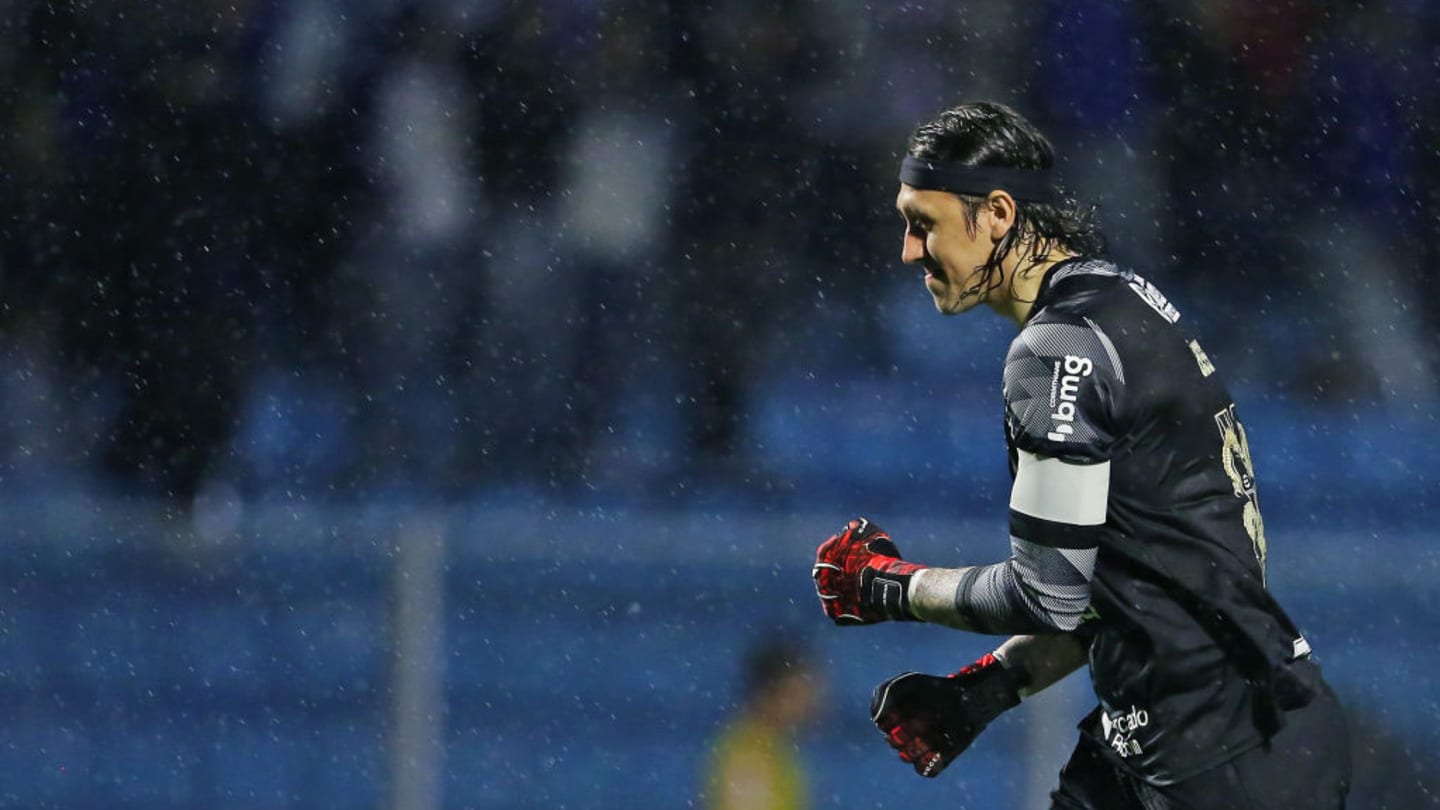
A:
1009;451;1110;526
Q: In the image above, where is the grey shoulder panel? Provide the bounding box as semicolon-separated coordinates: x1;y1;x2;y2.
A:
1004;316;1125;456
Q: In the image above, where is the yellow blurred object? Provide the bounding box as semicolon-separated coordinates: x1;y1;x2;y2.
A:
704;713;809;810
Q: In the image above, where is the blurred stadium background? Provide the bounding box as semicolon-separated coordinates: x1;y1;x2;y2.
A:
1;1;1438;808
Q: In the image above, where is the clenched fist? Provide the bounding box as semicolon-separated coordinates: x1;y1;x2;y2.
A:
812;517;927;625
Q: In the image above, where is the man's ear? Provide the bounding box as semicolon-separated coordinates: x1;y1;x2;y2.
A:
986;191;1016;241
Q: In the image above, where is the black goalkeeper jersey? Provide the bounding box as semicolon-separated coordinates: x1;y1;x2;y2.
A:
1002;258;1315;785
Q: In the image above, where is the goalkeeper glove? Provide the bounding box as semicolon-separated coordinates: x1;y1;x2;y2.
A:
869;653;1024;777
812;517;927;625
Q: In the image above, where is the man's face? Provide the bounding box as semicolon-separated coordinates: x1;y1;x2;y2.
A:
895;184;995;315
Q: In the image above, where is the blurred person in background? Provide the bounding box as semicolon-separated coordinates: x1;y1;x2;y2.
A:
702;638;822;810
549;3;692;485
666;0;826;478
811;102;1350;808
330;6;482;489
458;2;589;488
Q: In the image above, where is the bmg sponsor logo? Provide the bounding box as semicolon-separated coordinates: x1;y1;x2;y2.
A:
1047;355;1093;441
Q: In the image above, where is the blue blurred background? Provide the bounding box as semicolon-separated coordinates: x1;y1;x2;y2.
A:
1;0;1438;808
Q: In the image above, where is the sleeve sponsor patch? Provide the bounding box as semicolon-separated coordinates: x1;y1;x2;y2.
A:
1047;354;1093;442
1003;319;1124;459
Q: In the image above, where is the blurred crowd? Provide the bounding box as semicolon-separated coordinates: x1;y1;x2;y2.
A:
0;0;1436;503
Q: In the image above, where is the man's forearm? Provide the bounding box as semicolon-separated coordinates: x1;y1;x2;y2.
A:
906;537;1096;634
908;567;979;629
993;633;1088;698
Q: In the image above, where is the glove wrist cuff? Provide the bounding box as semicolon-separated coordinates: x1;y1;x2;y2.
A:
950;654;1023;715
860;564;922;621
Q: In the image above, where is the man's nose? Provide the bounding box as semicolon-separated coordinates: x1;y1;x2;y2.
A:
901;231;924;264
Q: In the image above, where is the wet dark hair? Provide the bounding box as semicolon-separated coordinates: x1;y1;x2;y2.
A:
906;101;1105;300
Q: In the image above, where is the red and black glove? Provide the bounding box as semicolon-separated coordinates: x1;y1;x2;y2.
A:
812;517;928;625
869;654;1024;777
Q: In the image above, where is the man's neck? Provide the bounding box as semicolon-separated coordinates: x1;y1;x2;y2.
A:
989;248;1078;326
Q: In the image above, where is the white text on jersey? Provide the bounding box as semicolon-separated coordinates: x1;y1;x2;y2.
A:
1048;355;1093;441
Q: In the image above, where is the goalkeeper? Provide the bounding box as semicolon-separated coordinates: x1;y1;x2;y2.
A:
811;102;1350;809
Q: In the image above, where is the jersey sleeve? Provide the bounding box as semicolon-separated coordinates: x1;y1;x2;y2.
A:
1003;315;1125;463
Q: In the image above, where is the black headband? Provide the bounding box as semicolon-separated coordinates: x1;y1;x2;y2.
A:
899;156;1057;203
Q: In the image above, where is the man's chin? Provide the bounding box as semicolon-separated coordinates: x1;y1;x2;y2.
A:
932;295;972;316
